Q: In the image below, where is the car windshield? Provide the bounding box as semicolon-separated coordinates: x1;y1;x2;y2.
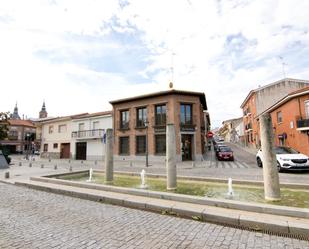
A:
275;147;298;154
219;147;232;152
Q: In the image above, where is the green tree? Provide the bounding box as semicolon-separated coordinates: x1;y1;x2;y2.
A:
0;112;10;140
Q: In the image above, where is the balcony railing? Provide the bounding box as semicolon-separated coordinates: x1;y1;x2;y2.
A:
297;119;309;130
245;123;252;131
72;129;105;139
180;122;196;131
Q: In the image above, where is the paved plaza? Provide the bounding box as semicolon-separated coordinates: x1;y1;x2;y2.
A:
1;144;309;248
0;183;308;249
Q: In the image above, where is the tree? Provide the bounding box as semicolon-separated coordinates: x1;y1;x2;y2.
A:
0;112;10;140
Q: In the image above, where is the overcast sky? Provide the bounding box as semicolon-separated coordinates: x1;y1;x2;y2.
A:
1;0;309;127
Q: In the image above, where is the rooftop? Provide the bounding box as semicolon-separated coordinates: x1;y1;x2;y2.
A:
110;89;207;110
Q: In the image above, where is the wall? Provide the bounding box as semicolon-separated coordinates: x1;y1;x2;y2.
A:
270;94;309;156
112;93;205;161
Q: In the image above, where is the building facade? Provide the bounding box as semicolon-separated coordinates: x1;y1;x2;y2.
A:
219;117;244;144
110;90;209;162
240;78;309;148
40;112;112;160
71;111;112;160
262;87;309;156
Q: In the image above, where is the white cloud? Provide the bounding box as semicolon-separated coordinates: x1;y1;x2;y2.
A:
0;0;309;127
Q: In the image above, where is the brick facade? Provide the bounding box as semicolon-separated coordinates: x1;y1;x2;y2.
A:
110;90;208;162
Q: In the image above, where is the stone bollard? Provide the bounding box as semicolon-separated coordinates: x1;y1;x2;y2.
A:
68;159;71;163
54;164;57;170
166;124;177;190
260;113;281;201
19;162;22;166
105;129;114;183
48;158;51;162
81;160;83;164
69;166;72;172
29;163;32;167
5;172;9;179
41;164;44;168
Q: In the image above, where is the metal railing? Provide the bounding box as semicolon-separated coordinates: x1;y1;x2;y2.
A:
297;119;309;129
72;129;105;139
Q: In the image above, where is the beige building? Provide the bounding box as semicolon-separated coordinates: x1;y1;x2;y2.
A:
110;89;209;162
39;112;112;160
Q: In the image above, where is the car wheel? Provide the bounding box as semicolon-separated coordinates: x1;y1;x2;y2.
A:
277;161;282;172
257;157;263;168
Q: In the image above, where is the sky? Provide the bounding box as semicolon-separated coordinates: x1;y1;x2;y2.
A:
1;0;309;127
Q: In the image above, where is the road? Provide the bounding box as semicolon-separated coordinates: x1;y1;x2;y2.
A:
0;183;308;249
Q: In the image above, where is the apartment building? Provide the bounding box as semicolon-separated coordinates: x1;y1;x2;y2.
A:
240;78;309;148
110;89;209;162
219;117;244;144
261;87;309;155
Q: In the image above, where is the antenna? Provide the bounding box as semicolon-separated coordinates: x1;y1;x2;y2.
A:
169;52;176;88
279;56;287;78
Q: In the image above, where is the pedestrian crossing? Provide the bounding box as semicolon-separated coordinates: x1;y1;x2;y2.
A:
202;160;253;169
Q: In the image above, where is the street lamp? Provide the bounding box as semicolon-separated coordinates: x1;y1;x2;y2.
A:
145;120;149;167
25;133;30;160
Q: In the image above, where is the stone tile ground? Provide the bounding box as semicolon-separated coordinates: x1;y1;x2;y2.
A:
0;183;308;249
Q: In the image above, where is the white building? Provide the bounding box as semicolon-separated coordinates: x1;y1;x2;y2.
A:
40;111;112;160
71;111;112;160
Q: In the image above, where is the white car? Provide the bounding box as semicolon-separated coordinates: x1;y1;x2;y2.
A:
256;146;309;172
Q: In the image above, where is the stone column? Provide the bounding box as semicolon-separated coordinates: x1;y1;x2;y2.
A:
260;113;281;201
166;124;177;190
105;129;113;183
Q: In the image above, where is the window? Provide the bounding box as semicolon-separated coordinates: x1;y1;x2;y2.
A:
136;107;147;127
78;123;85;131
155;135;166;154
277;111;283;123
136;136;146;154
155;105;166;126
305;101;309;118
119;136;129;154
93;121;99;130
43;144;48;152
53;143;58;149
48;125;53;134
180;104;192;125
120;110;129;129
58;124;67;133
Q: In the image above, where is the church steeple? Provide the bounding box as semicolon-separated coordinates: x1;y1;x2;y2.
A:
12;102;21;120
39;101;48;118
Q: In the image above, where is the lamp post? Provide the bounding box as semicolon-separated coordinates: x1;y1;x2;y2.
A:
145;120;149;167
25;133;30;160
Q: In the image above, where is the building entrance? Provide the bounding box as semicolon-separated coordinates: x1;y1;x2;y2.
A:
76;142;87;160
60;143;70;159
181;134;193;161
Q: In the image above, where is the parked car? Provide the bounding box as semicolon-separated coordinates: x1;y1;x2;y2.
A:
256;146;309;172
216;146;234;161
213;141;225;151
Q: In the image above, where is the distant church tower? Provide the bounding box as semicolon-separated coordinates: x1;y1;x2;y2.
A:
11;102;21;120
39;101;48;118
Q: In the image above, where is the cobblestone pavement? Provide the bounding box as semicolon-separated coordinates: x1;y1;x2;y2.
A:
0;183;308;249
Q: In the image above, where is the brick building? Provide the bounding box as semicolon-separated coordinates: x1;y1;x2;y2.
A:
110;89;209;162
261;87;309;156
240;78;309;148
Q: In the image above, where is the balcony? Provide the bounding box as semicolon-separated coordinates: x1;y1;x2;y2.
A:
296;119;309;131
245;123;252;132
72;129;105;139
